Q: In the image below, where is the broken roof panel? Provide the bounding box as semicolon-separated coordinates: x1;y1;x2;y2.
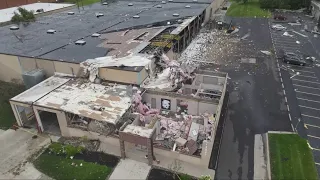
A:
11;76;71;104
35;78;132;124
122;124;154;138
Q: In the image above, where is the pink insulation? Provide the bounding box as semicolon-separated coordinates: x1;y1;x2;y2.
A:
132;93;159;117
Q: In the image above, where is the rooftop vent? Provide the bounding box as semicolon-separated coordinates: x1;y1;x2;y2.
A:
185;5;191;8
173;13;179;17
193;0;198;2
168;0;173;2
161;1;166;4
156;5;162;8
75;40;86;45
92;33;101;37
10;26;19;30
47;29;56;34
102;2;108;5
68;12;75;15
133;15;140;19
96;12;104;18
128;3;133;6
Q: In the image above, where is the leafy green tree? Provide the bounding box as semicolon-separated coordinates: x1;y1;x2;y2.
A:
11;7;35;24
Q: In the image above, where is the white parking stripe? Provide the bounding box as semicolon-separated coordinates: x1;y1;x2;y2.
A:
299;105;320;111
305;123;320;129
308;135;320;140
296;90;320;97
302;114;320;119
293;69;315;74
274;40;299;45
297;97;320;103
292;79;320;85
293;84;320;90
290;73;317;79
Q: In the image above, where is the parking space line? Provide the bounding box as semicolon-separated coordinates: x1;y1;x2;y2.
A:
297;97;320;103
291;69;315;74
308;135;320;140
274;42;300;47
292;79;320;85
295;90;320;97
299;105;320;111
290;73;317;79
305;123;320;129
302;114;320;119
293;84;320;90
273;40;299;45
288;65;313;70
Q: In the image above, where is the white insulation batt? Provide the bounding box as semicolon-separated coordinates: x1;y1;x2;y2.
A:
80;55;153;82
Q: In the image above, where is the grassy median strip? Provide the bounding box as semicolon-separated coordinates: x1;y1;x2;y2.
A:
226;0;271;17
269;133;318;179
34;153;112;180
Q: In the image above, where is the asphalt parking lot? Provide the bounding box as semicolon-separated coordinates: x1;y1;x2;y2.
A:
270;12;320;174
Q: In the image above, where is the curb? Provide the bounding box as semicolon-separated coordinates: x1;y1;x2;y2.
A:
268;131;296;134
264;133;272;180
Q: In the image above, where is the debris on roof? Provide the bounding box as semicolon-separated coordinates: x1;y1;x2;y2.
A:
80;54;153;82
35;78;132;124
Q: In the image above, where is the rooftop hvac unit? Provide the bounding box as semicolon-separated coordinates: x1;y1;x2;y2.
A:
22;69;45;89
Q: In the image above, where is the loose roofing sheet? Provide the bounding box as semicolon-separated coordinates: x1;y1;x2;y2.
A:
35;78;132;124
11;76;71;104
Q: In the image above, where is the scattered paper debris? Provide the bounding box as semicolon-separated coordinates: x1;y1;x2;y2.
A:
70;156;74;159
260;50;271;55
283;32;293;37
296;41;300;44
292;30;307;37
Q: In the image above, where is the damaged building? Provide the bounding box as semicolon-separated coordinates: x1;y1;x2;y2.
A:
7;0;227;171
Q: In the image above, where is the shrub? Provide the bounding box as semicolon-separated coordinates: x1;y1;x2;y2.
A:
259;0;310;10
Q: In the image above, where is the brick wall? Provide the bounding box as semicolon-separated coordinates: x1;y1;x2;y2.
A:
0;0;56;10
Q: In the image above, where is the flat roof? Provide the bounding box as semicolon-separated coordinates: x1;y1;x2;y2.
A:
0;3;74;24
11;75;71;104
34;78;132;124
0;0;209;63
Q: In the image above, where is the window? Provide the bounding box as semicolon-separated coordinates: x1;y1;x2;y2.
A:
151;98;156;109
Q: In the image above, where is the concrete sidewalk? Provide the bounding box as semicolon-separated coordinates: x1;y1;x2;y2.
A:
0;129;51;179
253;134;268;180
108;159;151;180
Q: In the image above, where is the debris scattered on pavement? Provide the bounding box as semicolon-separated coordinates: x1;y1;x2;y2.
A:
283;31;293;37
296;41;300;44
272;24;286;31
288;22;301;26
240;32;250;40
260;50;271;55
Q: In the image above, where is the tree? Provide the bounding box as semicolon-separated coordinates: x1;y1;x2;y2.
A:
11;7;35;24
235;0;248;3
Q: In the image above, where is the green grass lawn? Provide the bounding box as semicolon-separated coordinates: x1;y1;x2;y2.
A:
269;133;318;180
63;0;101;6
0;81;24;130
226;0;271;17
33;153;112;180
